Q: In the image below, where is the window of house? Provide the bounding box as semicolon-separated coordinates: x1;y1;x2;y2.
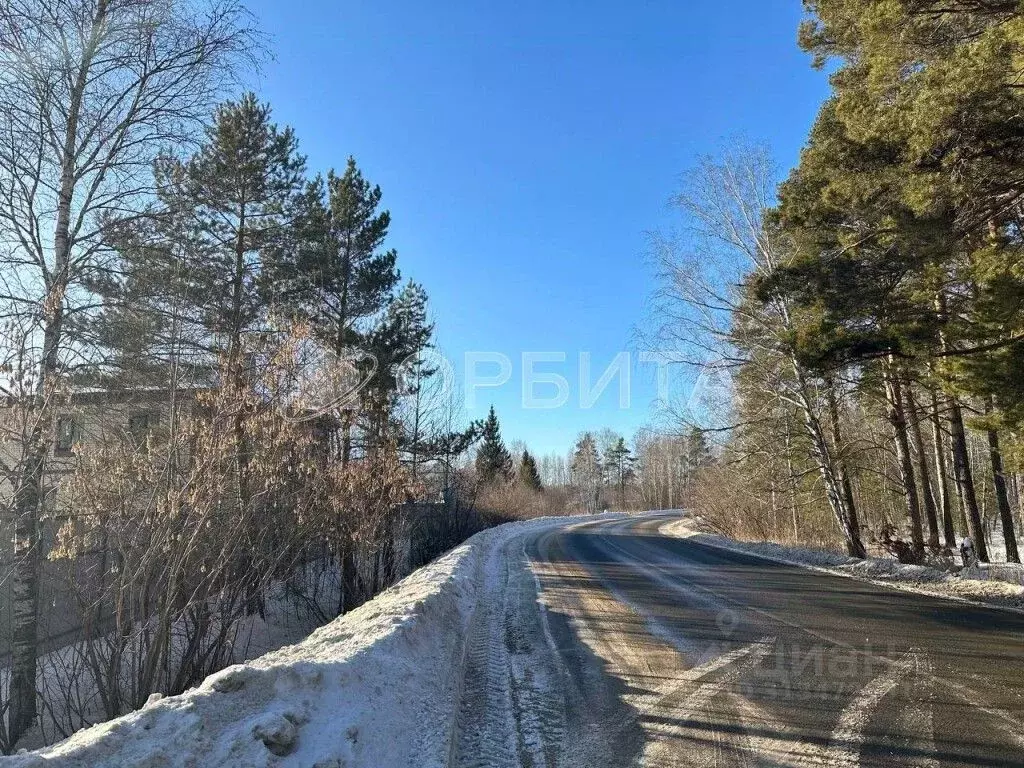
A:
55;416;79;456
128;412;158;444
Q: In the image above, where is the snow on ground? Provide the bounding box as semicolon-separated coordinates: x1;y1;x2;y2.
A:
4;560;340;751
8;515;602;768
15;509;1017;766
661;517;1024;612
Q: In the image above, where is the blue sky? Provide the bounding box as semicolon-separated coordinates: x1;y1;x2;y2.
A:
245;1;829;456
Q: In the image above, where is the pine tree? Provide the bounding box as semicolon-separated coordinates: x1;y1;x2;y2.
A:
476;406;513;484
95;94;307;386
796;1;1024;429
273;156;400;356
519;450;543;492
99;96;309;619
603;437;634;509
270;156;400;462
363;281;435;448
766;3;1024;560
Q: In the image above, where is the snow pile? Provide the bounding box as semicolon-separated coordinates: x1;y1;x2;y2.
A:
662;517;1024;612
9;516;579;768
3;561;339;753
973;562;1024;586
840;559;950;583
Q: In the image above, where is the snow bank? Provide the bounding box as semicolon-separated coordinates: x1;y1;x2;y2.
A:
5;561;340;752
661;517;1024;612
9;516;581;768
970;562;1024;587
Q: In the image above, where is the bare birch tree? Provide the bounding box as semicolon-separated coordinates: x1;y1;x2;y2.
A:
0;0;255;744
647;142;867;557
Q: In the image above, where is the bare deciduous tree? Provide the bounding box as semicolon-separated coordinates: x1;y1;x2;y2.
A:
646;142;867;557
0;0;256;743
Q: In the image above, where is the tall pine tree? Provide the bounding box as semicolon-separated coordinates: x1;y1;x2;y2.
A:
274;156;400;356
95;94;307;387
271;156;401;462
603;437;634;509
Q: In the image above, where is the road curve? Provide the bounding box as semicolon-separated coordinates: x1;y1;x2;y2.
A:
452;512;1024;768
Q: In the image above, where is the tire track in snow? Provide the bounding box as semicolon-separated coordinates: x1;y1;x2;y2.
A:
505;539;567;768
453;531;569;768
452;535;520;768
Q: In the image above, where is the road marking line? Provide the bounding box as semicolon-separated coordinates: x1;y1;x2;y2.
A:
896;653;940;768
825;651;918;767
531;517;1024;764
729;694;823;767
598;522;1024;750
671;637;773;717
680;635;772;684
642;639;773;768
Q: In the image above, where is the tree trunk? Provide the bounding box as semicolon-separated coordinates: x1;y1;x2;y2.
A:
231;202;261;615
948;398;989;562
929;388;957;548
985;398;1020;563
810;375;866;558
341;546;360;613
10;1;111;741
905;383;941;550
934;290;987;560
784;415;800;543
411;364;422;482
336;239;354;467
10;441;44;743
883;363;925;557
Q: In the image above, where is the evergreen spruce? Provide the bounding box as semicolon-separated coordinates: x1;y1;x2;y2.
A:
476;406;513;484
519;450;543;492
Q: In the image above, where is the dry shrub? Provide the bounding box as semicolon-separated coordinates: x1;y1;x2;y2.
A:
688;464;769;539
476;481;570;524
689;463;842;550
48;380;328;727
38;332;422;739
7;325;483;748
319;440;419;610
408;471;487;569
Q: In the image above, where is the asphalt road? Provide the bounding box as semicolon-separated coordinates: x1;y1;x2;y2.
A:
453;512;1024;768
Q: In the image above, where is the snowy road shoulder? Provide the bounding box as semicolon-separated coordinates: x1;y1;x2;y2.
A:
9;514;611;768
659;515;1024;613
